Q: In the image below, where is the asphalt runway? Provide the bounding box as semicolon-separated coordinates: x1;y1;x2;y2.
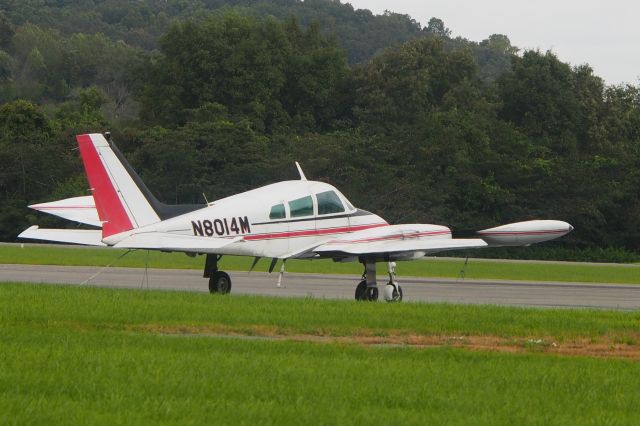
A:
2;263;639;309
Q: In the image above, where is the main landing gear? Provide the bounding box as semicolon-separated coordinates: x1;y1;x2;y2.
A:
204;254;232;294
354;260;403;302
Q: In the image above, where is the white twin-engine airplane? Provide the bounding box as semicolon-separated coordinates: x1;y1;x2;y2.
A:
19;133;574;302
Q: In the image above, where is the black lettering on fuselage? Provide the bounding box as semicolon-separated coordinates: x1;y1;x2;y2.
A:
192;221;204;236
213;219;224;236
230;217;239;234
203;220;214;236
191;216;251;237
239;216;251;233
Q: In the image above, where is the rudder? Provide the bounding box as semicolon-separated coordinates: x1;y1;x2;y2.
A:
77;133;160;238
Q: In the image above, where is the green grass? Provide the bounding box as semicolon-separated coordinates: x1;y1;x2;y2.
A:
2;244;640;284
2;283;640;339
1;284;640;425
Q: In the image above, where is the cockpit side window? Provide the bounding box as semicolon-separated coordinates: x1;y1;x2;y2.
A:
317;191;345;215
269;203;286;220
289;196;313;217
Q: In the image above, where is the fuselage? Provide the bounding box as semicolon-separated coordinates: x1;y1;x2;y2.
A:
103;180;389;258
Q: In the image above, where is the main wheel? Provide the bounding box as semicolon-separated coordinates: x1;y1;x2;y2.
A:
209;271;232;294
355;280;379;301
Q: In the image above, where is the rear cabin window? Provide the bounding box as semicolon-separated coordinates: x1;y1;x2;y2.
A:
317;191;345;215
269;203;286;219
289;196;313;217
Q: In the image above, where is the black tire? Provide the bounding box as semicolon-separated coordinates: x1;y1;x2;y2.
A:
355;280;378;301
209;271;232;294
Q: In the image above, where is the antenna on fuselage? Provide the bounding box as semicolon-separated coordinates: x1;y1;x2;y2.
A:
295;162;307;181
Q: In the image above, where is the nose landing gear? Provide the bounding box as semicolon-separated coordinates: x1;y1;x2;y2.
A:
383;262;403;302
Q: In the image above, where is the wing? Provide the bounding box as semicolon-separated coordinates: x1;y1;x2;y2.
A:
309;219;573;261
311;224;487;261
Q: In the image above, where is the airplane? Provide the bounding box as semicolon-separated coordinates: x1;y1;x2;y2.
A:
19;132;574;302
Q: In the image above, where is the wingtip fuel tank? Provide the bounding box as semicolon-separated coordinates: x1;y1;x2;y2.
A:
477;220;573;247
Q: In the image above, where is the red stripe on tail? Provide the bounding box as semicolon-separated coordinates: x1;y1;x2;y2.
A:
76;134;132;238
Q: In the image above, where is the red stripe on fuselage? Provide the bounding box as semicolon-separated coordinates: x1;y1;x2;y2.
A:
76;134;132;238
243;223;388;241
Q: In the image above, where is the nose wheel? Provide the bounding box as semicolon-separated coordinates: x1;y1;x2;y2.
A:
383;282;403;302
383;261;403;302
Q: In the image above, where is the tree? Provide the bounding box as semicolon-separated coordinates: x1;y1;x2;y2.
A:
138;12;349;132
0;11;14;50
425;17;451;37
351;37;476;130
0;101;79;240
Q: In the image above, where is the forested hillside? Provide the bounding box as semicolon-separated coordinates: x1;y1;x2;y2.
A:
0;1;638;259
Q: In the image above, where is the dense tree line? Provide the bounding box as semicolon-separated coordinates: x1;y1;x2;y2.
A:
0;2;638;259
0;0;426;62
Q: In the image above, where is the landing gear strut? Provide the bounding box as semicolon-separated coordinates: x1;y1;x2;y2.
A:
204;254;232;294
354;260;403;302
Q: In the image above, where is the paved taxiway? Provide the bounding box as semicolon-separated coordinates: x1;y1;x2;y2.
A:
2;263;639;309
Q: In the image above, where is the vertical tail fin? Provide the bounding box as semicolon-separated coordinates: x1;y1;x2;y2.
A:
77;133;160;238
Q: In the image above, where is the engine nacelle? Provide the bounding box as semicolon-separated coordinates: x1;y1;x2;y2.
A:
477;220;573;247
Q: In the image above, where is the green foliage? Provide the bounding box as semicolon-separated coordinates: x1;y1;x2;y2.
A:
138;13;349;132
0;0;427;65
2;23;144;118
0;10;13;49
0;100;81;240
352;37;477;129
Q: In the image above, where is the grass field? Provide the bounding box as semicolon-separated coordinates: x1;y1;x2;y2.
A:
2;244;639;284
2;284;640;424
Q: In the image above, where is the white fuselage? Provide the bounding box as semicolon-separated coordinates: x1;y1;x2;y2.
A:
104;180;389;258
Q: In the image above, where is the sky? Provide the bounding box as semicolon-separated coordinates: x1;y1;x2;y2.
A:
346;0;639;86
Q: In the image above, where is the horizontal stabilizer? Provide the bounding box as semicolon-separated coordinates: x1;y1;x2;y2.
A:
29;196;101;227
113;233;242;253
18;226;105;246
